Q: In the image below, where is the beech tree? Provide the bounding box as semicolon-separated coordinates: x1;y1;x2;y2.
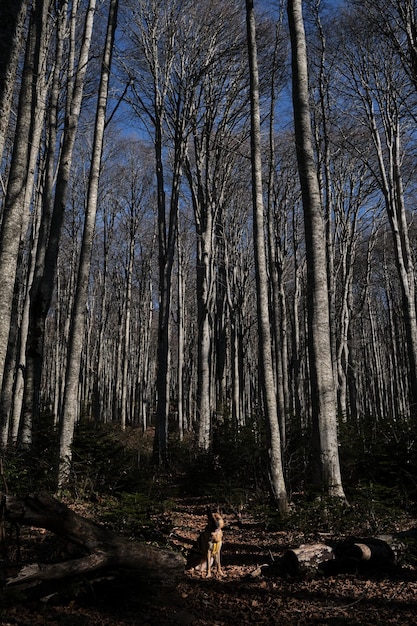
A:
0;0;55;408
58;0;119;487
21;0;98;447
337;5;417;420
287;0;346;499
246;0;288;513
123;0;194;465
183;1;248;449
0;0;28;163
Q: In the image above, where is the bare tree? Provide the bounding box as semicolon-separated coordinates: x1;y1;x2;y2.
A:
0;1;51;397
338;6;417;419
0;0;28;166
58;0;119;488
123;0;194;465
183;0;248;449
287;0;346;499
23;0;97;444
246;0;288;513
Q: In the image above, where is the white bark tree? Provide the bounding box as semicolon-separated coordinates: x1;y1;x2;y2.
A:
338;7;417;418
58;0;119;488
0;0;53;400
23;0;97;442
287;0;346;499
183;0;248;450
0;0;28;166
246;0;288;513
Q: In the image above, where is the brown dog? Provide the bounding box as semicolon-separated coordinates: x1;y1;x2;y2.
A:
187;509;225;578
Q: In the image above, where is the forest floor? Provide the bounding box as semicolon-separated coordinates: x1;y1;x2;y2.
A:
1;495;417;626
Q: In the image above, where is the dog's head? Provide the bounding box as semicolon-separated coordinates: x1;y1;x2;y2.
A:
207;509;224;531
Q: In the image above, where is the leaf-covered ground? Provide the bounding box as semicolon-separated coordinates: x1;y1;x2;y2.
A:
1;498;417;625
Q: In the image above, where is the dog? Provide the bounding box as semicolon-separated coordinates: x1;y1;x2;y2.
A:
187;509;225;578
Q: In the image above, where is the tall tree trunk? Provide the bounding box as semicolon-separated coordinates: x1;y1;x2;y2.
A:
245;0;288;514
6;0;55;445
0;1;42;394
120;222;134;431
0;0;28;164
58;0;118;488
152;101;184;466
287;0;346;499
196;229;213;450
23;0;96;438
153;149;180;466
266;24;289;449
177;238;185;440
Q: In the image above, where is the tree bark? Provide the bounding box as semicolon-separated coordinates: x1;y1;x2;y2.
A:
0;2;40;394
23;0;96;438
1;492;184;586
0;0;28;163
280;542;335;576
287;0;346;499
58;0;118;488
258;531;417;578
246;0;288;514
120;217;135;430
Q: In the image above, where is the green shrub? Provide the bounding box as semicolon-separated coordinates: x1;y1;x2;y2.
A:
1;413;57;494
70;421;146;498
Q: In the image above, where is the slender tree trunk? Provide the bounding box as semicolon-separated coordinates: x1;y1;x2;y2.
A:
291;208;303;422
153;175;176;466
224;249;243;429
287;0;346;499
6;0;55;446
58;0;119;488
23;0;96;437
153;120;185;464
246;0;288;514
266;16;289;448
177;239;185;440
196;224;214;450
0;1;44;394
140;275;154;432
313;4;337;379
120;224;134;430
0;0;28;165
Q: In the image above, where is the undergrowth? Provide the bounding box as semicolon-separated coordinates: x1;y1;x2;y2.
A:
1;415;416;537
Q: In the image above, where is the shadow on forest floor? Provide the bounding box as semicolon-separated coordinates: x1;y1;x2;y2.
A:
1;495;417;625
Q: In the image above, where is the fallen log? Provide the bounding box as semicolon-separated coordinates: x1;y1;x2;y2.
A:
0;492;184;587
280;542;335;576
260;530;417;578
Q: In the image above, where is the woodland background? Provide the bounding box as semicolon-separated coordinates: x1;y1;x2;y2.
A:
0;0;417;527
2;0;417;624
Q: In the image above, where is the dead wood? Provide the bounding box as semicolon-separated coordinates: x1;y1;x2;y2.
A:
259;530;417;578
0;492;185;587
280;542;335;576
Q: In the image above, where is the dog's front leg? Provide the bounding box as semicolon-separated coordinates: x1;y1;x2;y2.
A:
206;551;212;577
214;551;223;576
